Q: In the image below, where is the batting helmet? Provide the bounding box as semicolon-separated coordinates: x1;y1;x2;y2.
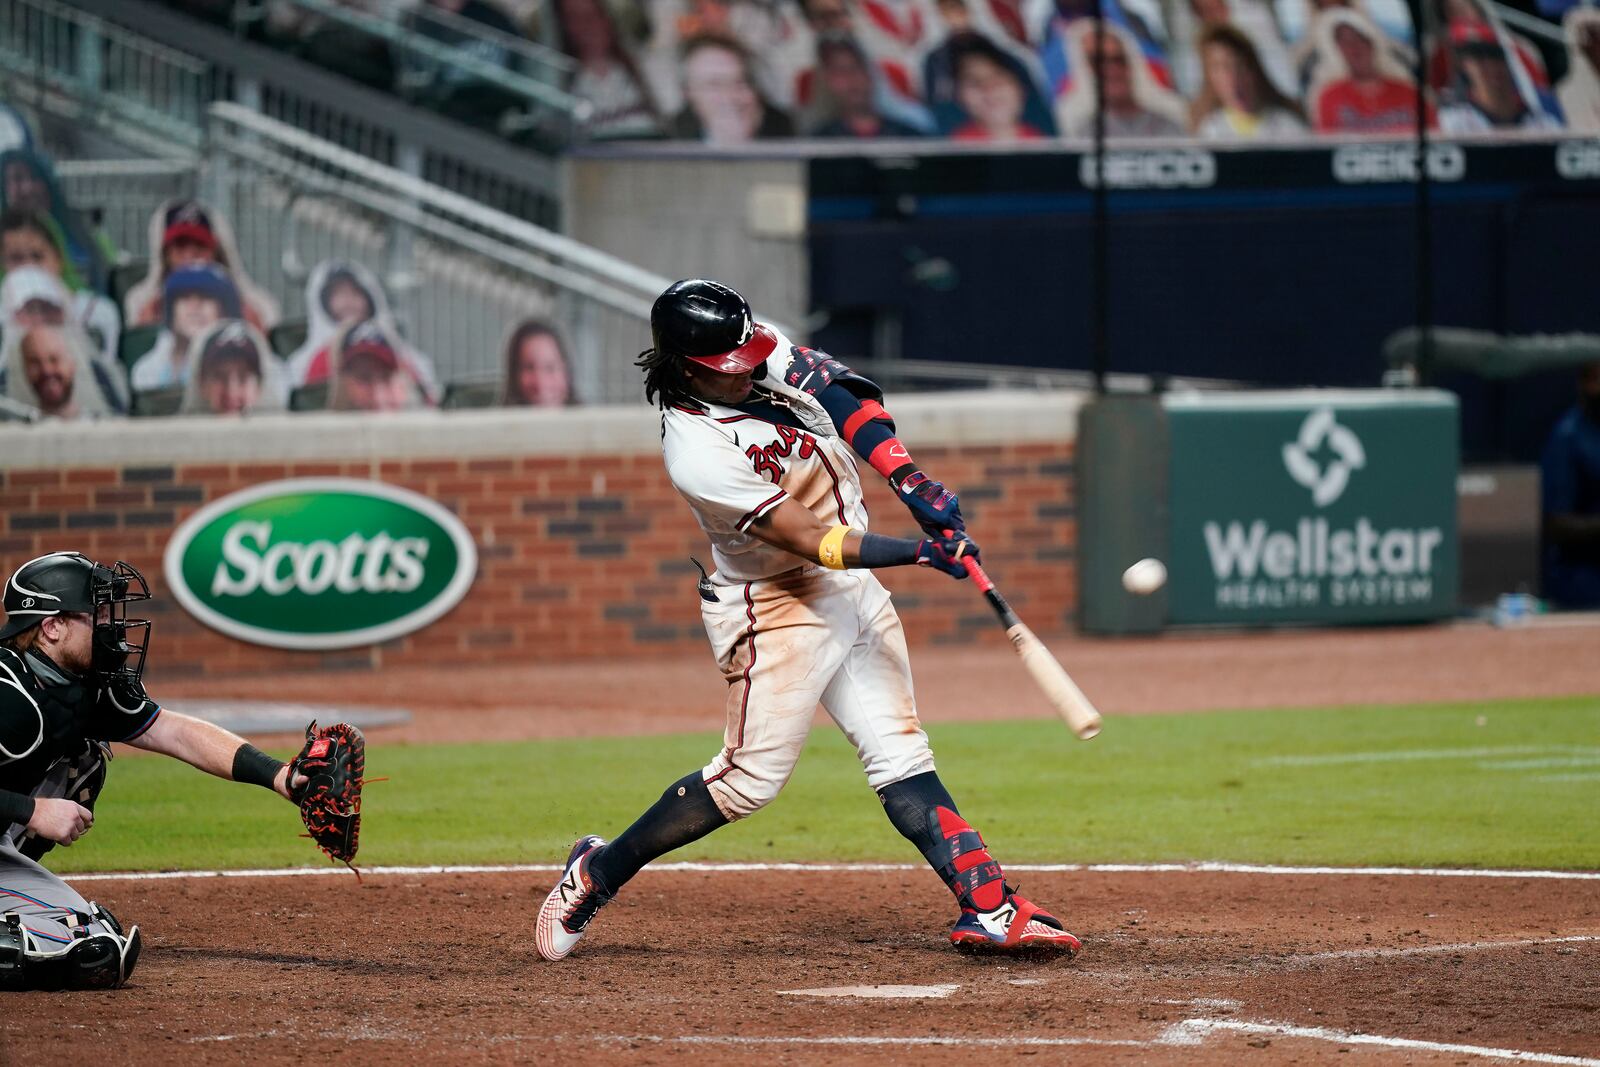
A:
650;279;778;374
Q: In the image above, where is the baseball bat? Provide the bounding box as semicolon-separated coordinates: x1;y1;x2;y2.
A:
952;543;1102;740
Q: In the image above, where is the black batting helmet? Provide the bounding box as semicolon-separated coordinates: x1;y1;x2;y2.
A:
650;279;777;374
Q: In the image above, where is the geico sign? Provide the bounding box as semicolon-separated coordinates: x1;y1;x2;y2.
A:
1332;143;1466;183
1555;141;1600;180
1079;150;1217;189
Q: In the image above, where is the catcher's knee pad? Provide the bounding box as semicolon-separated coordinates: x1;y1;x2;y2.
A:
929;807;1007;913
0;907;141;991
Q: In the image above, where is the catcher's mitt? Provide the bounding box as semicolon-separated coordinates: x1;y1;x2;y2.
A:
288;721;366;867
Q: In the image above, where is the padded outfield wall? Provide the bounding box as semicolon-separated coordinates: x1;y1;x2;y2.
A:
0;393;1081;682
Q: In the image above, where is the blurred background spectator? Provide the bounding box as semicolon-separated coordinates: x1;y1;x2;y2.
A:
778;0;931;123
1558;7;1600;132
1;209;121;368
1290;0;1415;99
329;319;437;412
0;148;110;293
1437;21;1563;132
1;267;127;413
501;318;579;406
1540;362;1600;608
947;31;1058;138
1190;24;1308;138
808;33;932;136
1166;0;1295;99
3;324;117;421
641;0;798;116
288;259;396;388
1055;21;1188;137
1424;0;1548;96
670;35;796;142
1310;9;1433;134
552;0;664;139
124;199;279;331
1038;0;1173;105
922;0;1051;134
180;320;290;416
131;264;243;392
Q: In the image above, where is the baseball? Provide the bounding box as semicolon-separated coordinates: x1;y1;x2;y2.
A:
1122;558;1167;596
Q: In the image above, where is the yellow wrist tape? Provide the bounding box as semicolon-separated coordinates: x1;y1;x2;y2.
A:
818;525;851;570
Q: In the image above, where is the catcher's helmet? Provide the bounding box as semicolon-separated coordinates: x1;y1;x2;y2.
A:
0;552;151;683
650;279;777;374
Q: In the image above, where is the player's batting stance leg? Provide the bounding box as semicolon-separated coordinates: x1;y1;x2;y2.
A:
535;279;1079;961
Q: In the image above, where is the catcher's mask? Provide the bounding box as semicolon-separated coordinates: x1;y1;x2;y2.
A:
0;552;151;685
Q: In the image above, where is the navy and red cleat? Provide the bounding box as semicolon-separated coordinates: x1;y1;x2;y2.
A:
949;889;1082;958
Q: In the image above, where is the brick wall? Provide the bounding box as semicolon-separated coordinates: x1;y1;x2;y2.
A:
0;399;1079;681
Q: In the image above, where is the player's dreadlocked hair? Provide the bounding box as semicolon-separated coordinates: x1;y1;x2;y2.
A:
636;346;699;410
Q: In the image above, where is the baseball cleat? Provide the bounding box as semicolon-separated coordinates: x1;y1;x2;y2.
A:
949;891;1081;958
534;835;612;962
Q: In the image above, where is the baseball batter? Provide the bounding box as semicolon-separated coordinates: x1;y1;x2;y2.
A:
536;279;1080;961
0;552;308;990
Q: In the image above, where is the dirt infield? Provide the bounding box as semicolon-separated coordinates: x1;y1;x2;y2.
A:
5;621;1595;1064
158;618;1600;745
4;866;1596;1065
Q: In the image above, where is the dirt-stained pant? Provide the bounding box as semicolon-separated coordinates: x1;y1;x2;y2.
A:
699;566;936;820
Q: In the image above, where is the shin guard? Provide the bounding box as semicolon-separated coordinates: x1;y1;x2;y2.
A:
931;807;1007;913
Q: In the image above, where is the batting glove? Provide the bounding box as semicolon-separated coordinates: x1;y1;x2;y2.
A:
896;470;964;538
917;533;980;579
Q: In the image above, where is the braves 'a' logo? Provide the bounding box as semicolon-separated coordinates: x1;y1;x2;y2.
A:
746;425;818;484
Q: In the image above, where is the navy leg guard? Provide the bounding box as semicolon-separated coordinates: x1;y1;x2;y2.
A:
877;771;1008;912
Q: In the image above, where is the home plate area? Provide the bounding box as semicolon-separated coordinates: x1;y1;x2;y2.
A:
4;866;1596;1065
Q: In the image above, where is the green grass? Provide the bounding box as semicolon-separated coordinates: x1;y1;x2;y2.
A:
50;696;1600;873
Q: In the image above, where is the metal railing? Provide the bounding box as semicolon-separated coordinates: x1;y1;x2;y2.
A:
0;0;210;152
204;102;671;403
252;0;589;139
19;0;566;225
54;157;201;256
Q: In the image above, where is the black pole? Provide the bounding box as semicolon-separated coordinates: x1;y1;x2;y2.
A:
1409;0;1433;386
1091;2;1109;392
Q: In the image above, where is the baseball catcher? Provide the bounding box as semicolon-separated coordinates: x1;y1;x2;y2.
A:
536;279;1080;961
0;552;362;990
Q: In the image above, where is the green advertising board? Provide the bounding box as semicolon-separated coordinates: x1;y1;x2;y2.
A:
164;478;478;649
1164;391;1458;625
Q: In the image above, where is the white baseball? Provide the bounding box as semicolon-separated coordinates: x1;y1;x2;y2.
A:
1121;558;1167;596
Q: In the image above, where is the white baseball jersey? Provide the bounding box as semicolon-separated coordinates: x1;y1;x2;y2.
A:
662;333;871;582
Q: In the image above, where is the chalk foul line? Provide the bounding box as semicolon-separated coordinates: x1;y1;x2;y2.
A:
574;1021;1600;1063
62;860;1600;884
1160;1018;1600;1066
1283;935;1599;965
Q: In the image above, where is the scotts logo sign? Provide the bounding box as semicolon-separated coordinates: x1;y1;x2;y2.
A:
164;479;477;649
1166;395;1458;625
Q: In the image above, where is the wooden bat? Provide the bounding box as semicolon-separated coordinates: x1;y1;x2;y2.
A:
955;549;1103;740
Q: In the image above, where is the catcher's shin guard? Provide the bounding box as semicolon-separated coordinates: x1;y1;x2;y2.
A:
0;908;142;990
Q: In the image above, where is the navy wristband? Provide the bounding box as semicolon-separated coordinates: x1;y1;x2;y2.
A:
857;532;922;569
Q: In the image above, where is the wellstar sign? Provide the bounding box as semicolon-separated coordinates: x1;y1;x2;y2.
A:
1167;396;1457;623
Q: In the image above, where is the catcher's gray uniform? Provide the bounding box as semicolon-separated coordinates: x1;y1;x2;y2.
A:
1;645;158;948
